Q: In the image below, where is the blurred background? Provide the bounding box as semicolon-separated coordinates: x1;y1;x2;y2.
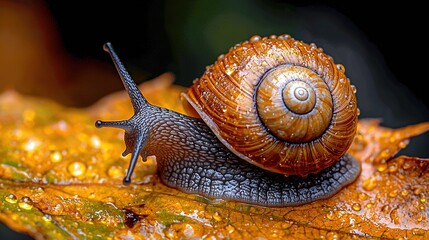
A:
0;0;428;239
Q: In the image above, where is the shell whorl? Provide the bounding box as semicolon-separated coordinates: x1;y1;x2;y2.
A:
183;35;358;176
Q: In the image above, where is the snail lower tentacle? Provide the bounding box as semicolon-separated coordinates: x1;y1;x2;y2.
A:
96;40;361;207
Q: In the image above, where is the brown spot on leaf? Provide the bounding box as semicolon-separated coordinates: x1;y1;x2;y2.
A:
123;208;148;228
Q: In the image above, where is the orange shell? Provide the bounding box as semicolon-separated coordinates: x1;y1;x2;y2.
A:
182;35;358;176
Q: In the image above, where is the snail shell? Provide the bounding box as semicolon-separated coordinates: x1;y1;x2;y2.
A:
183;34;358;176
95;36;361;207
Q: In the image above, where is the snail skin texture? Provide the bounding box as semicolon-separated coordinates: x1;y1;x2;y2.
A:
96;35;361;207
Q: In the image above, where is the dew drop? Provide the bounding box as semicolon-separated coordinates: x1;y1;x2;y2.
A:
381;205;391;214
212;212;222;222
398;140;408;149
397;173;405;180
381;149;391;158
390;209;400;224
90;135;101;148
88;192;96;199
42;214;52;222
281;220;293;229
362;176;377;191
352;203;361;211
389;190;399;198
51;203;64;215
420;197;426;203
376;193;383;199
336;64;345;72
67;161;87;177
55;120;69;132
412;185;423;195
24;139;40;152
365;203;373;209
278;34;291;40
326;231;339;240
50;151;62;163
358;192;368;200
402;162;412;170
249;35;261;42
107;165;123;178
376;163;388;172
5;194;17;204
165;228;177;239
226;225;235;234
326;210;335;220
34;187;44;194
225;67;234;76
351;85;357;93
18;197;33;210
388;162;398;173
401;189;409;196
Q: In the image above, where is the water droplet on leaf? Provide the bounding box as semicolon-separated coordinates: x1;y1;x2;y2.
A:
5;194;17;204
67;161;87;177
18;196;33;210
107;165;123;178
50;151;62;163
362;176;377;191
352;203;361;211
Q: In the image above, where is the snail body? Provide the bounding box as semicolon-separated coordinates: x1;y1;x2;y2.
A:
96;35;361;207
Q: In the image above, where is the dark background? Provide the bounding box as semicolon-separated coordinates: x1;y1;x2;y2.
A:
1;0;428;239
45;1;429;108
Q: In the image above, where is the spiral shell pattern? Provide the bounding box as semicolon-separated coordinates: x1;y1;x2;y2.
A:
183;35;358;176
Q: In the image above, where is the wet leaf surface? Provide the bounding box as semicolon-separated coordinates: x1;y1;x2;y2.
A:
0;74;428;239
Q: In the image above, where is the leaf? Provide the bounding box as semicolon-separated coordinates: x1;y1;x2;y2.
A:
0;74;428;240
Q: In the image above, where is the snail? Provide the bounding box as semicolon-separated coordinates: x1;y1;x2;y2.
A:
95;34;361;207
